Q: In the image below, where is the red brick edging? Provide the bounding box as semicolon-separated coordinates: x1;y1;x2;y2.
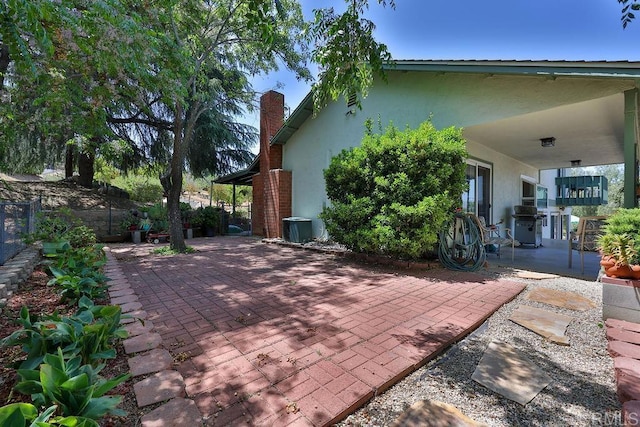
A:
104;249;204;426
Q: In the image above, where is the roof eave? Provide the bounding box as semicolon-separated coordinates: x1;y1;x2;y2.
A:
271;60;640;147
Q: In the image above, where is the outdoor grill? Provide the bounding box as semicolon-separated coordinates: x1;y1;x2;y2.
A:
512;205;546;247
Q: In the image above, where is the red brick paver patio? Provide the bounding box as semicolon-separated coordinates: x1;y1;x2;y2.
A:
110;237;525;426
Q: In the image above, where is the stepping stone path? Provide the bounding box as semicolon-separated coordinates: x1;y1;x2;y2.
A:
391;399;486;427
104;249;204;426
606;317;640;425
471;340;551;405
526;287;596;311
509;305;573;345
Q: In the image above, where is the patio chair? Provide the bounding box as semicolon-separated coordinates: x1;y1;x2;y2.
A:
569;215;607;274
468;214;518;261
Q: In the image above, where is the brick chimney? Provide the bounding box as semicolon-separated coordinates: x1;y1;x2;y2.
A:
252;91;292;238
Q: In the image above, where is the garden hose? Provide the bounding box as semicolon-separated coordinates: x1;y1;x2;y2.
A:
438;213;486;271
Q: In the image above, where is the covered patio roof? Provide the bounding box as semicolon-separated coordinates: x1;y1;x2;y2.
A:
270;60;640;171
214;157;258;186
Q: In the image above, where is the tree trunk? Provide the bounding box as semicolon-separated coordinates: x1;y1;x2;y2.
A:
77;151;95;188
65;144;74;179
0;44;9;91
168;103;186;252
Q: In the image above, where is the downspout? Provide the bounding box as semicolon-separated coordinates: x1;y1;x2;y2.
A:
623;88;639;208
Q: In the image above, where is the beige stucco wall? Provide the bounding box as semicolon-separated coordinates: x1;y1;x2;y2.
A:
282;70;629;238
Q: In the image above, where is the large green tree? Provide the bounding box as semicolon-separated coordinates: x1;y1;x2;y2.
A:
1;0;169;184
108;0;396;252
1;0;397;252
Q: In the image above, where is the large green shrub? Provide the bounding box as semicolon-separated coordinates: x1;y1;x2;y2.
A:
320;120;467;259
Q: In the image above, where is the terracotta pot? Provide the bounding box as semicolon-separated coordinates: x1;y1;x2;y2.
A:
600;255;616;270
605;264;636;279
633;265;640;280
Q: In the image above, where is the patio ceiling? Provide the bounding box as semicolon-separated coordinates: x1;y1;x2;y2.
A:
464;93;625;170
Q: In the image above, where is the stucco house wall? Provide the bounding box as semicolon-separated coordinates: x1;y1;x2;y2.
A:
282;70;625;238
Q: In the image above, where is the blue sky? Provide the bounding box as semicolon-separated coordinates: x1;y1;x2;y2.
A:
247;0;640;128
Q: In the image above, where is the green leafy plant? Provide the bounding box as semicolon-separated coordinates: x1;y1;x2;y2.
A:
320;119;467;260
153;245;196;255
120;211;139;231
0;403;99;427
52;246;108;281
14;348;130;420
23;209;74;244
128;180;164;203
47;246;109;303
180;202;193;226
598;208;640;265
48;268;107;304
0;297;127;369
63;225;97;248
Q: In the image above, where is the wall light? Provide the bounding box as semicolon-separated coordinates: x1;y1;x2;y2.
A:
570;159;581;167
540;137;556;147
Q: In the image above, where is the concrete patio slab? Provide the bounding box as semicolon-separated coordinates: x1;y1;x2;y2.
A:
109;237;525;425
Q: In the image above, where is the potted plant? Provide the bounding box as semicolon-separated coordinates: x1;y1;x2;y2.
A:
180;202;193;229
23;209;73;256
597;208;640;279
201;206;220;237
120;211;139;231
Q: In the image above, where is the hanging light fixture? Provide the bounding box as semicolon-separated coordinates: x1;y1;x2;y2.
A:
540;137;556;147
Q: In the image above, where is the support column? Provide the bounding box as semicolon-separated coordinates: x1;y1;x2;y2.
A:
623;88;639;208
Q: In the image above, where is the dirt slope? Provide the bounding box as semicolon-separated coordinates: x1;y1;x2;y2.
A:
0;180;139;210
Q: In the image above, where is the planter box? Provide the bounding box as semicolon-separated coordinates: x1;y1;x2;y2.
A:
602;276;640;323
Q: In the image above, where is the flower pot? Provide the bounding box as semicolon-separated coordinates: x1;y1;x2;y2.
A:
600;255;616;270
605;264;636;279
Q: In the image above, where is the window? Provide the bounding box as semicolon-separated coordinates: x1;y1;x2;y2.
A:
536;186;548;209
521;180;536;206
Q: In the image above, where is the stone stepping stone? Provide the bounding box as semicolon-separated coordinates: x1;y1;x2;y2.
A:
526;287;595;311
471;340;551;405
109;287;136;298
509;305;573;345
140;398;202;427
120;301;143;313
121;310;148;325
110;294;139;305
124;320;155;337
124;332;162;354
513;270;558;280
391;399;486;427
128;349;173;377
134;370;185;407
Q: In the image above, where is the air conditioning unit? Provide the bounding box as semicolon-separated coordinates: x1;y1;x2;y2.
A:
282;217;312;243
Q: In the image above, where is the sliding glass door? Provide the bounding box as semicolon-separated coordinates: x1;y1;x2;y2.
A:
462;160;492;222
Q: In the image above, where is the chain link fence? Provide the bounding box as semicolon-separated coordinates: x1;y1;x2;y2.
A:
0;198;41;265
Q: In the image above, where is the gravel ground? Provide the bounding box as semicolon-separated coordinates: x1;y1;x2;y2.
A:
337;270;620;426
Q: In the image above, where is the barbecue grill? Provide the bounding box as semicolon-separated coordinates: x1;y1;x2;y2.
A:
512;205;546;247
